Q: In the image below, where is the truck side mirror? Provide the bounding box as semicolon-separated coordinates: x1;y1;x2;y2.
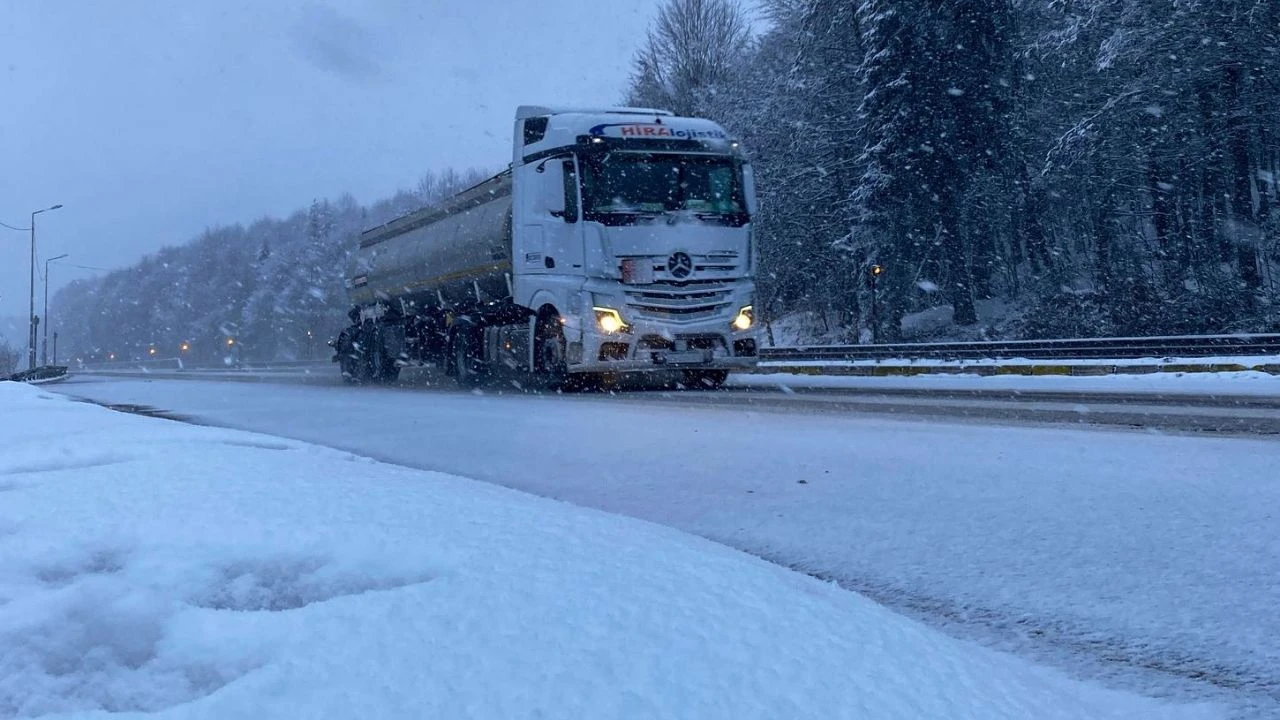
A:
560;160;579;223
539;157;578;223
541;161;567;219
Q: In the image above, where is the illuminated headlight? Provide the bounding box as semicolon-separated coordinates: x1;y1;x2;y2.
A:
732;305;754;331
594;307;629;334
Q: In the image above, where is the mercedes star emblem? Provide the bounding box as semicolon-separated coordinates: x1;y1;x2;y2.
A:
667;251;693;279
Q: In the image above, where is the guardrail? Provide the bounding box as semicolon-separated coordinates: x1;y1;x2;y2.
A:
75;333;1280;374
758;333;1280;362
79;358;331;372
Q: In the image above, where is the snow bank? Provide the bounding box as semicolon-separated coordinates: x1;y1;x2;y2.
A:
763;311;854;347
0;382;1215;719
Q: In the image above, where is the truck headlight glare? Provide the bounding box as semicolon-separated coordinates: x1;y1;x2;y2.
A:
594;307;628;334
732;305;754;331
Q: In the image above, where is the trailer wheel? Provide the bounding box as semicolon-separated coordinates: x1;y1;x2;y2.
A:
682;369;729;390
535;314;568;389
367;333;400;384
337;331;360;384
371;350;400;384
358;323;399;385
340;354;361;384
340;329;372;384
452;329;484;388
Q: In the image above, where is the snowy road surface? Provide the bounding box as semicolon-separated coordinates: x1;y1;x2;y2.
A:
72;366;1280;433
0;382;1215;720
50;375;1280;718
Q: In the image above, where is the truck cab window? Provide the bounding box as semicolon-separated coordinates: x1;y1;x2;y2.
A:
523;116;549;145
580;152;745;218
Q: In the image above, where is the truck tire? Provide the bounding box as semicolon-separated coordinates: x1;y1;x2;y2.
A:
337;330;363;384
368;337;400;384
535;314;568;389
683;369;729;390
340;355;362;384
373;352;400;384
360;323;399;385
452;329;484;388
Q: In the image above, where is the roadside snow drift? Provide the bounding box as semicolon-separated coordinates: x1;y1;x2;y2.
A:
0;382;1214;720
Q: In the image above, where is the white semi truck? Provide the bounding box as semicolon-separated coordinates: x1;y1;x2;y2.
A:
332;105;759;388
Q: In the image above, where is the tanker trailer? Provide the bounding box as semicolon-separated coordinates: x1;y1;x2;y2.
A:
332;105;759;388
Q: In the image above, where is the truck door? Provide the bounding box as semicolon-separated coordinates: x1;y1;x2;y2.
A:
516;156;583;276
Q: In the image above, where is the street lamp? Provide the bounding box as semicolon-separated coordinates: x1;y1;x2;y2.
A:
28;204;63;369
867;264;884;344
42;253;69;365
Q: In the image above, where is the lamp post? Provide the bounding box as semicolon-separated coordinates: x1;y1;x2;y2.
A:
29;204;63;369
42;253;69;365
867;264;884;345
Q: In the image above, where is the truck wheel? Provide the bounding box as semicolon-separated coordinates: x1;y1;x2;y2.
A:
683;369;729;390
374;353;400;383
340;354;361;384
360;323;399;385
535;314;568;389
452;330;484;388
337;331;363;384
367;337;400;384
342;331;374;385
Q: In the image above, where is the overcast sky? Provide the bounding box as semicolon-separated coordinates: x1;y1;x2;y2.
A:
0;0;660;339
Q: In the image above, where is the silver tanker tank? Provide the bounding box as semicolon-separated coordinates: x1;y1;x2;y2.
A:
347;171;513;310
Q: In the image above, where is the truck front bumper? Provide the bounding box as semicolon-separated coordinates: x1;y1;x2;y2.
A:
567;318;759;374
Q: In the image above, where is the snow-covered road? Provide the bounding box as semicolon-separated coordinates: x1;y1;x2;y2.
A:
72;365;1280;433
13;381;1211;720
51;375;1280;718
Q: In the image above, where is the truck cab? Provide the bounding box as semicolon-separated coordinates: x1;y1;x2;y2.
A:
510;106;759;381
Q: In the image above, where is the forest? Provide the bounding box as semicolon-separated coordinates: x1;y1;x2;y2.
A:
51;0;1280;362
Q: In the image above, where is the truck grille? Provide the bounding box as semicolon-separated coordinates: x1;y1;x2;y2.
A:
621;253;741;282
624;281;734;322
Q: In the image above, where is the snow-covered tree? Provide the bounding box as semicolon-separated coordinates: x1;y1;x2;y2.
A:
626;0;753;116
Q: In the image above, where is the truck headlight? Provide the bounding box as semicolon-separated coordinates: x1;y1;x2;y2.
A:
594;307;629;334
732;305;754;331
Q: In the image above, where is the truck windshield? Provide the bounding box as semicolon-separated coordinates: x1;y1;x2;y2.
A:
580;152;745;217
